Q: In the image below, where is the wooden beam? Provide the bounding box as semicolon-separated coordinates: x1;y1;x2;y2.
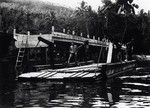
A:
107;42;113;63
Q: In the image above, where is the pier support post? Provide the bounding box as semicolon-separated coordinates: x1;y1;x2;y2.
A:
107;42;113;63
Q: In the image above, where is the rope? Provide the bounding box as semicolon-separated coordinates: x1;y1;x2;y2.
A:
95;45;103;76
95;36;107;76
97;36;106;64
121;15;128;44
97;45;103;64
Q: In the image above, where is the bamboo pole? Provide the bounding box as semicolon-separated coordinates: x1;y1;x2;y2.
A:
52;26;54;34
106;42;113;63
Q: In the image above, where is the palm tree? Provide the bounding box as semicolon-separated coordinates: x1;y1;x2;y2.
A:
100;0;140;60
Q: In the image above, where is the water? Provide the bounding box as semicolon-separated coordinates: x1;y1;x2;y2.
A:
1;68;150;108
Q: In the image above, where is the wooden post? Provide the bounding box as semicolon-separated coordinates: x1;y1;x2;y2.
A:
27;31;30;47
63;28;65;33
72;31;75;35
106;42;113;63
52;26;54;34
13;29;16;38
13;29;17;46
27;31;30;35
27;31;30;72
107;92;113;106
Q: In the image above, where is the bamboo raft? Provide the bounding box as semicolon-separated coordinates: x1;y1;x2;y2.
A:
18;61;136;82
18;63;103;81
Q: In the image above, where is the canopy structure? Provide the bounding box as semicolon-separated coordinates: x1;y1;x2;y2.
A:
13;29;109;48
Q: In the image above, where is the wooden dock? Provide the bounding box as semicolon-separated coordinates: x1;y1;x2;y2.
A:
18;61;136;82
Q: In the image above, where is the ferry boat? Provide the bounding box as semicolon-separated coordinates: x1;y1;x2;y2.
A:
13;26;136;81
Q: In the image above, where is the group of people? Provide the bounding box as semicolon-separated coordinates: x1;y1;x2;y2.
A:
67;40;89;65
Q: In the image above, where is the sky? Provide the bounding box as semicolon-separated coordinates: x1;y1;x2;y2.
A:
40;0;150;13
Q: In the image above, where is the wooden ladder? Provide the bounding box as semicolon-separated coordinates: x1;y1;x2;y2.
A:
15;48;26;75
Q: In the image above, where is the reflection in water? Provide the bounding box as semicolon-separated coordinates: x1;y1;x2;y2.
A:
0;69;150;107
14;82;110;108
0;79;16;108
0;60;16;108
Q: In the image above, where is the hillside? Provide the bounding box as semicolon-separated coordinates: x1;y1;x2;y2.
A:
0;0;74;17
0;0;76;34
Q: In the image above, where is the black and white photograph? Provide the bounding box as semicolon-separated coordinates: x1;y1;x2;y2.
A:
0;0;150;107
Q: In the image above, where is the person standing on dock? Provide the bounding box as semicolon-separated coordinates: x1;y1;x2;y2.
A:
67;42;77;65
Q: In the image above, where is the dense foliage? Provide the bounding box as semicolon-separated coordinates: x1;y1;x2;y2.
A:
0;0;150;54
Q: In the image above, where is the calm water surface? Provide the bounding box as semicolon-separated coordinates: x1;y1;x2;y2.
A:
0;68;150;108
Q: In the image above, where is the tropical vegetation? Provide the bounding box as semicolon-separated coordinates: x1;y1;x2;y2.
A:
0;0;150;54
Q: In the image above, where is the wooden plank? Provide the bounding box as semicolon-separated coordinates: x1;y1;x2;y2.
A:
37;72;51;78
64;73;77;78
70;72;84;77
44;72;58;78
77;72;89;77
19;72;41;78
53;63;103;73
40;72;55;78
82;73;99;78
47;73;66;79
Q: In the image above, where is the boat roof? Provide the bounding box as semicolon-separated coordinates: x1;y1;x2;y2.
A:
14;32;109;48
